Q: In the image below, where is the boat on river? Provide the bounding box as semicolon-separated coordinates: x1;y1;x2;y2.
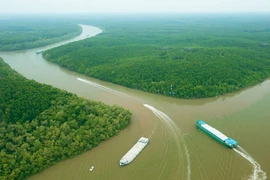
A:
89;166;94;171
36;50;44;54
197;120;238;148
120;137;149;166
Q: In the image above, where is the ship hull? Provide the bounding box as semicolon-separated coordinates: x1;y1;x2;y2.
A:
197;125;225;145
36;50;44;54
197;120;238;148
120;137;149;166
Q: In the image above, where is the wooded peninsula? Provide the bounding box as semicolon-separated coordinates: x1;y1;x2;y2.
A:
0;58;132;180
0;16;82;51
43;14;270;98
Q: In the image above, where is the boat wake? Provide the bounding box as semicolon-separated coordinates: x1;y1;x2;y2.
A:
77;78;144;103
238;146;253;158
233;146;267;180
78;78;191;178
143;104;191;180
148;121;158;139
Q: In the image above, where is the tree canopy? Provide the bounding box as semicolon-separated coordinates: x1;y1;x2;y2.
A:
43;14;270;98
0;16;82;51
0;57;131;180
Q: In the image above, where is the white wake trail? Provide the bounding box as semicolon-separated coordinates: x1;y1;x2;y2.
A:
78;78;191;178
143;104;191;180
77;78;144;102
233;148;267;180
184;144;191;179
238;146;253;158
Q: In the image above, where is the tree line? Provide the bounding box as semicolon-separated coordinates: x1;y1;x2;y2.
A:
43;14;270;98
0;57;132;180
0;16;82;51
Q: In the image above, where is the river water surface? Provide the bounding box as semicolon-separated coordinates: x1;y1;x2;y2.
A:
1;25;269;180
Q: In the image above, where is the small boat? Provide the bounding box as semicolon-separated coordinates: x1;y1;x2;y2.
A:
36;50;44;54
89;166;94;172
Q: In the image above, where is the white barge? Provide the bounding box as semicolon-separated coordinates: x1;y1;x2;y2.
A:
120;137;149;166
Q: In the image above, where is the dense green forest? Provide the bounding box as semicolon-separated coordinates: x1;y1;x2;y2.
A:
0;57;131;180
43;14;270;98
0;15;82;51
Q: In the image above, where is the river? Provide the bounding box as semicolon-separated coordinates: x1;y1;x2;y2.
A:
0;25;269;180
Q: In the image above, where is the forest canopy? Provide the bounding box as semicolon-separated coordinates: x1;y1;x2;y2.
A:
43;14;270;98
0;16;82;51
0;57;132;180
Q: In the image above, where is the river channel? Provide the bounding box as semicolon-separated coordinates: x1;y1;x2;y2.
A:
0;25;269;180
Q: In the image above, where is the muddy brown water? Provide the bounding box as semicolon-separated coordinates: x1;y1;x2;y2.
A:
1;25;269;180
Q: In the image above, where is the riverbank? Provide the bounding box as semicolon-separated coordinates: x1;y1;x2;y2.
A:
1;23;269;180
42;15;270;99
0;57;132;179
0;16;83;51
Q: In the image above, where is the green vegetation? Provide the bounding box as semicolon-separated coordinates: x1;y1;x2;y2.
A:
0;57;131;180
43;14;270;98
0;16;82;51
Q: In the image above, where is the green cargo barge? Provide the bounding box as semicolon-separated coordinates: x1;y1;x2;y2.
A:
197;120;238;148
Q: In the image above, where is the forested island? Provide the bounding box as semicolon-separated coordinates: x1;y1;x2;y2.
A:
0;58;132;180
0;15;82;51
43;14;270;98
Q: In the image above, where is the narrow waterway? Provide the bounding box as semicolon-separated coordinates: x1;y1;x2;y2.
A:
1;25;269;180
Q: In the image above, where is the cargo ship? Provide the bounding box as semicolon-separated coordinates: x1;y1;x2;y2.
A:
197;120;238;148
120;137;149;166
